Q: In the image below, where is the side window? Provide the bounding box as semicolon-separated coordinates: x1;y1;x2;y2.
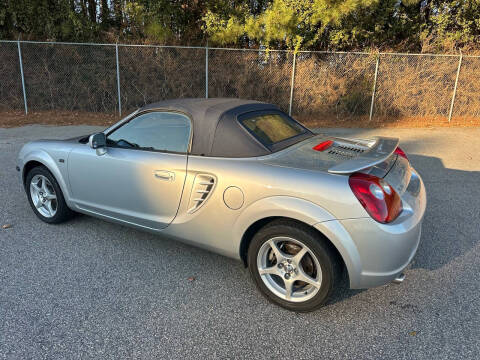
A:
107;111;191;153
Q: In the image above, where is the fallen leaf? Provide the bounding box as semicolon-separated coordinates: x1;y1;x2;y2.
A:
2;224;12;229
187;276;196;282
409;331;417;336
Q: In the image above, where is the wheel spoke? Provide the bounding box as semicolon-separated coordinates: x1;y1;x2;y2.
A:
42;178;56;200
297;267;321;289
30;182;41;193
45;201;55;216
268;239;285;262
284;279;293;300
292;246;308;264
41;178;50;194
45;193;56;201
258;265;280;276
33;196;42;208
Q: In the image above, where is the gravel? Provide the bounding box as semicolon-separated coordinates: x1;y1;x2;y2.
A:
1;125;479;359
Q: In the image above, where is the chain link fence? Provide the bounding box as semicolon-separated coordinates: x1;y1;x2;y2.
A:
0;41;24;111
292;52;376;123
454;56;480;119
20;42;118;113
373;53;459;121
208;49;293;113
1;40;479;125
119;45;206;113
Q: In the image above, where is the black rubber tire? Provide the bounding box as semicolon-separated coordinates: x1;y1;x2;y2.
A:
25;166;75;224
247;219;341;312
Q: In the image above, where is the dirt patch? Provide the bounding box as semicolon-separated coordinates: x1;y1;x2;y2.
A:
0;111;121;128
1;110;479;129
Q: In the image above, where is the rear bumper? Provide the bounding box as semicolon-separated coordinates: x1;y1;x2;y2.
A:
314;168;426;289
341;217;422;288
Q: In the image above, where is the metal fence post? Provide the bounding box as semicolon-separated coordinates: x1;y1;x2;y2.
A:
448;52;463;123
115;43;122;116
205;41;209;99
17;40;28;115
369;54;380;121
288;52;297;116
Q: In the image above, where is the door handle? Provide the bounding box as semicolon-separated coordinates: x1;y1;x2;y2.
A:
154;170;175;181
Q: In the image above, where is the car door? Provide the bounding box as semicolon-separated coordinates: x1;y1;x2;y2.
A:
67;110;191;230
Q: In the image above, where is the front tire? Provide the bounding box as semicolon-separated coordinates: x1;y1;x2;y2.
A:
248;220;341;312
25;166;74;224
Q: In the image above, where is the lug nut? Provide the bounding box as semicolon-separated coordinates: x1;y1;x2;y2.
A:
284;273;290;280
278;263;283;268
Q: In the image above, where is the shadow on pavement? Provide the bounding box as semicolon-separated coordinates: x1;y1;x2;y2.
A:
407;153;479;271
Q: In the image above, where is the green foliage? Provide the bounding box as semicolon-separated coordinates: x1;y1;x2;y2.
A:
203;13;246;45
0;0;100;41
203;0;381;50
124;1;145;37
421;0;480;51
0;0;479;53
203;0;480;52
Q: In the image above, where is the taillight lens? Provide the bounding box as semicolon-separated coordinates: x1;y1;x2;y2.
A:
348;173;402;223
394;147;408;161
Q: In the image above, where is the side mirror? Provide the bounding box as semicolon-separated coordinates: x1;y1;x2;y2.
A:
89;133;107;155
89;133;106;149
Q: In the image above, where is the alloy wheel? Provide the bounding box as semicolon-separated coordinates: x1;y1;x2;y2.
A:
256;236;322;302
30;175;58;218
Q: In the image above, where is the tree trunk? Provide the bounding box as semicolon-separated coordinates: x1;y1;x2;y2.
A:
100;0;109;26
87;0;97;23
81;0;88;18
113;0;123;29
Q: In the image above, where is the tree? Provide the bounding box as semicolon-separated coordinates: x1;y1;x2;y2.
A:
113;0;123;29
203;0;480;52
87;0;96;23
421;0;480;52
203;0;382;50
0;0;478;52
100;0;110;27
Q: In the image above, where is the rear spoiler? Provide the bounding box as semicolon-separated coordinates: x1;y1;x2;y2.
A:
328;136;399;174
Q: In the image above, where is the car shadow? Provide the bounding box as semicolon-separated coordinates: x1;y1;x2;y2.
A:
403;153;479;271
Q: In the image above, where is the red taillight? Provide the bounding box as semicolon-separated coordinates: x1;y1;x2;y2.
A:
394;147;408;161
313;140;333;152
348;173;402;223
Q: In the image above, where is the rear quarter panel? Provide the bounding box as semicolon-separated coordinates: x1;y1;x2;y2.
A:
165;155;368;258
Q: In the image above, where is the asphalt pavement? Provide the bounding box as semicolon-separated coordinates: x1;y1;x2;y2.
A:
1;125;479;359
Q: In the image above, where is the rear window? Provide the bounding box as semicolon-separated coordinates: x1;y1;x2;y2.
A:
240;113;307;147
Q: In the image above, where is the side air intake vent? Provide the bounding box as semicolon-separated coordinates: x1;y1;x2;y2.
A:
187;174;216;213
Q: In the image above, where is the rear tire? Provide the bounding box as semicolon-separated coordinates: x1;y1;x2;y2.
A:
25;166;75;224
247;219;341;312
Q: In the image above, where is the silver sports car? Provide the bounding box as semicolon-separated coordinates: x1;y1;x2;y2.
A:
17;98;426;312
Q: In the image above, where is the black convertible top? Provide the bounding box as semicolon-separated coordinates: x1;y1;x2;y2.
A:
139;98;312;157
